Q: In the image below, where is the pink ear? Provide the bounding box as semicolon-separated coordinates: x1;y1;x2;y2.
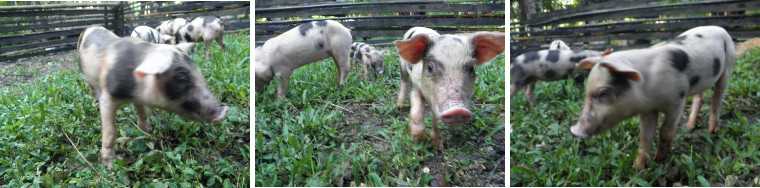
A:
395;35;429;64
471;32;505;65
600;63;642;82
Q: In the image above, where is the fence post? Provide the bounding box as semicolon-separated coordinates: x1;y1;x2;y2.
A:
113;2;126;36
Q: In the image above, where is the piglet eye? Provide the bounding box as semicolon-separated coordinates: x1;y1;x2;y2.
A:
594;87;612;99
426;64;434;73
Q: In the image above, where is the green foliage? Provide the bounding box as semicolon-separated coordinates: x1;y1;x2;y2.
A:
255;46;505;186
510;47;760;186
0;33;250;186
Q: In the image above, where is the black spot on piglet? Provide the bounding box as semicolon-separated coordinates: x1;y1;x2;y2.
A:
298;22;313;36
713;58;721;76
181;101;200;113
668;49;689;72
546;50;560;63
689;76;700;87
315;20;327;27
164;66;194;100
187;25;194;32
522;52;539;63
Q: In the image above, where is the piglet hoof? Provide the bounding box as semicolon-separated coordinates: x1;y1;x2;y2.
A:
396;102;406;109
653;149;669;162
101;158;113;169
138;123;153;133
633;155;650;171
708;122;719;133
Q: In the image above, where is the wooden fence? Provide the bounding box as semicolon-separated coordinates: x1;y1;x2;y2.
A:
0;1;250;63
255;0;506;46
510;0;760;56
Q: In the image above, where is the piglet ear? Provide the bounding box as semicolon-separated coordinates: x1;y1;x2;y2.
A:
578;57;600;69
176;43;195;55
134;49;173;78
395;34;430;64
470;32;505;65
602;48;613;56
600;61;643;82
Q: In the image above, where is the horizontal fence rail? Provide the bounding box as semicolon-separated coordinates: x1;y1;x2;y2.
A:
510;0;760;57
0;1;250;63
255;0;506;46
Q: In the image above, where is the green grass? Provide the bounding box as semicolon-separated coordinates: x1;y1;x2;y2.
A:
255;47;506;186
510;48;760;186
0;33;250;187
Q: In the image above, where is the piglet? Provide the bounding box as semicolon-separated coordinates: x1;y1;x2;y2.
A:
77;26;228;168
174;16;226;60
255;20;352;99
131;26;173;44
549;40;570;50
510;48;611;107
570;26;735;170
395;27;505;149
156;18;187;36
351;42;390;78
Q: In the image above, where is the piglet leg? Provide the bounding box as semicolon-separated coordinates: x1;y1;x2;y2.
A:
397;66;410;108
215;33;226;51
99;96;121;168
430;111;443;150
204;40;212;60
634;112;658;170
709;72;730;133
134;104;152;133
654;100;685;161
686;93;703;129
409;89;426;142
525;82;537;107
276;71;292;99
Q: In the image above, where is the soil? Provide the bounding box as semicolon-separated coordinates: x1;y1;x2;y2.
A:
0;50;79;88
337;104;506;187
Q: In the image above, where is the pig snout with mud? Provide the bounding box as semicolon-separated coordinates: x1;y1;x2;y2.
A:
255;20;352;99
351;42;390;78
395;27;505;149
131;26;173;44
570;26;735;170
174;16;226;60
77;26;228;168
156;18;187;36
510;48;611;107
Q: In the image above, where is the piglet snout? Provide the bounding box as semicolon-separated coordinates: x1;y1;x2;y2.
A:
570;124;590;139
440;107;472;125
211;106;228;124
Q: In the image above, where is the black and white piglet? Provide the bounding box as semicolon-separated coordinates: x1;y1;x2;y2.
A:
174;16;226;60
351;42;390;78
77;26;228;168
510;48;611;107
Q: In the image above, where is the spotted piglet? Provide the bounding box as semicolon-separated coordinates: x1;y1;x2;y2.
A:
77;26;228;168
174;16;226;60
255;20;352;99
156;18;187;36
395;27;505;149
351;42;390;78
570;26;735;170
510;48;611;107
549;40;571;50
131;26;173;44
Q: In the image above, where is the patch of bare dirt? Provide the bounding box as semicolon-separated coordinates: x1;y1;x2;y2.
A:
0;50;79;87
